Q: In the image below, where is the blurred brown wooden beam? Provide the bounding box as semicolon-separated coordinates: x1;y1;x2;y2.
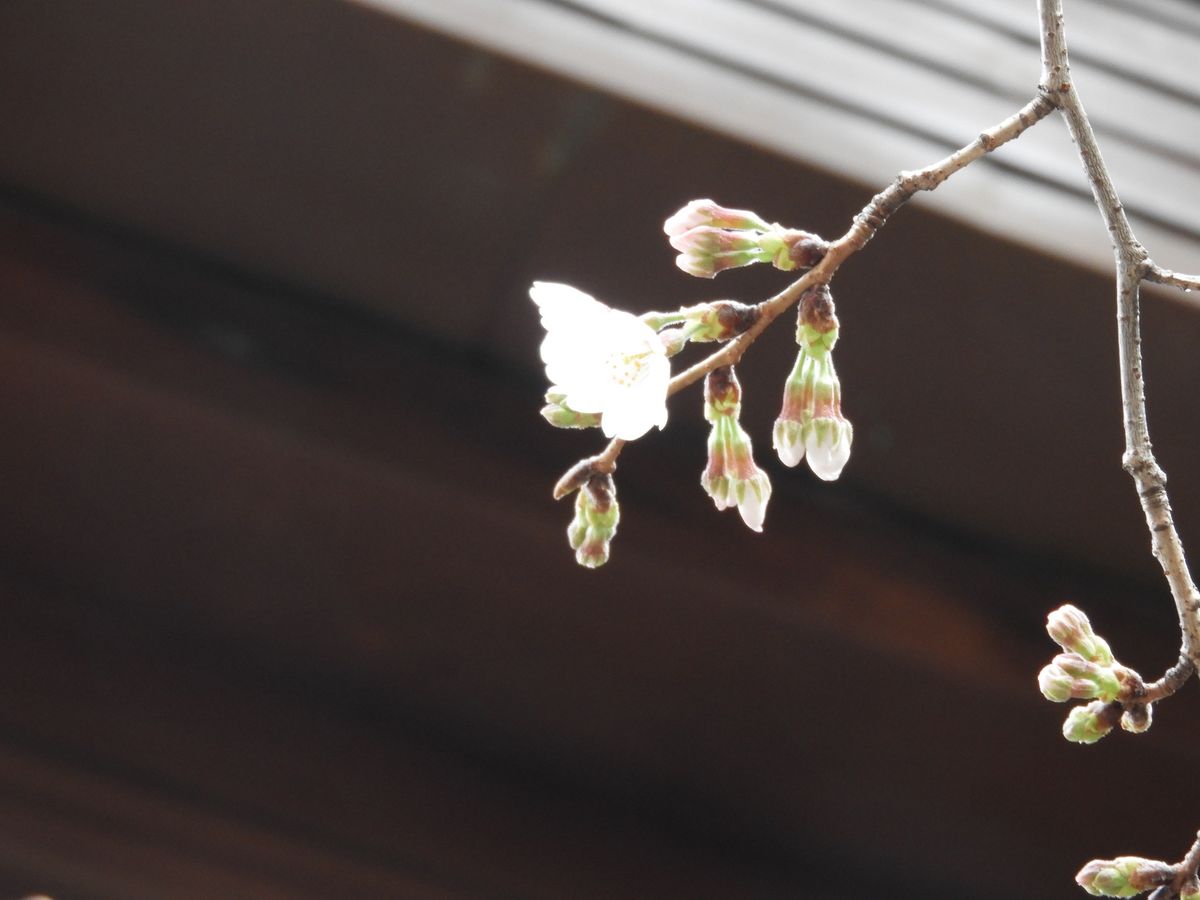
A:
0;198;1197;898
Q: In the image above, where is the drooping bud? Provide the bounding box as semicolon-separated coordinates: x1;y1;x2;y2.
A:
1046;604;1115;665
773;287;852;480
1062;700;1122;744
1076;857;1174;897
701;367;771;532
542;390;603;429
567;474;620;568
663;199;772;237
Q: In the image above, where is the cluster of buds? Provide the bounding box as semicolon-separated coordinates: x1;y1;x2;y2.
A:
534;201;853;568
1039;605;1148;743
701;366;771;531
664;199;827;279
1076;857;1177;898
773;285;853;480
566;473;620;568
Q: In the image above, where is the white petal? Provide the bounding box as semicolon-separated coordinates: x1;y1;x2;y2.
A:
737;478;770;532
806;424;853;481
772;420;805;467
530;281;609;325
599;391;660;440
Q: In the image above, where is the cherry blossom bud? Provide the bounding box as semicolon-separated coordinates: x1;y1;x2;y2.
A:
663;199;771;237
568;474;620;568
1062;700;1122;744
773;341;852;480
1047;604;1115;665
1038;663;1077;703
1050;653;1124;701
1076;857;1174;897
670;226;771;278
702;367;771;532
541;390;602;429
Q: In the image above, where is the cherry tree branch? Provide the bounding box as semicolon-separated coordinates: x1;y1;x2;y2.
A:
1145;265;1200;294
566;94;1054;486
1038;0;1200;681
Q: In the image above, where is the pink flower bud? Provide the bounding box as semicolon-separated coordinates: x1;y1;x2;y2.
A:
1046;604;1114;664
670;226;769;279
663;199;772;237
773;347;852;480
702;367;771;532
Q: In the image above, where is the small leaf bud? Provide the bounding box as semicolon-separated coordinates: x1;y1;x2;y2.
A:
685;301;760;343
765;229;828;271
1120;702;1153;734
1076;857;1174;897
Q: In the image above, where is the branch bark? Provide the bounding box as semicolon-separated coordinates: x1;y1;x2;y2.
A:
1038;0;1200;676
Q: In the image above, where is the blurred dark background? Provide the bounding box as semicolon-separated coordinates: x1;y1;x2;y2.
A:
2;1;1200;897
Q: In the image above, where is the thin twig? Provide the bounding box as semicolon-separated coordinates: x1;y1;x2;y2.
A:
1038;0;1200;673
1145;264;1200;294
575;94;1054;478
1142;654;1195;704
1172;831;1200;897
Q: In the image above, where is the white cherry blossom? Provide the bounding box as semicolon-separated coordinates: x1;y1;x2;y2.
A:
530;282;670;441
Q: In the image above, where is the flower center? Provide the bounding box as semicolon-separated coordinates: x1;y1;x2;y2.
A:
604;347;653;388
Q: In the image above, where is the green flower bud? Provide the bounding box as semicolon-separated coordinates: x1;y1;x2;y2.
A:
567;475;620;568
1051;653;1124;702
542;391;602;429
1063;700;1122;744
1037;664;1077;703
1047;604;1114;665
1076;857;1174;897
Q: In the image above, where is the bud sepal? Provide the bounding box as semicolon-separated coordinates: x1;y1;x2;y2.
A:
542;390;603;429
